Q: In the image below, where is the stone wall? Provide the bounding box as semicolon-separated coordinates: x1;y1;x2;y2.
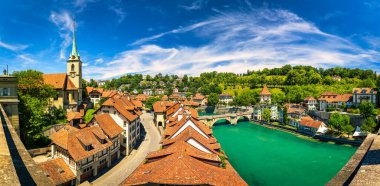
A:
0;104;52;186
41;123;66;137
327;134;376;186
309;110;366;127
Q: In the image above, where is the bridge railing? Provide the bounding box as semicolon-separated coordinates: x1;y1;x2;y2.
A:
0;104;52;186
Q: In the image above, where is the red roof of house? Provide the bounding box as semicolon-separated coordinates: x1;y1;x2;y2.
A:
352;88;377;94
94;114;124;138
318;92;352;103
50;125;113;161
304;96;316;101
43;73;78;90
260;85;271;95
38;158;76;185
299;117;324;129
193;93;205;100
66;111;83;121
86;87;104;94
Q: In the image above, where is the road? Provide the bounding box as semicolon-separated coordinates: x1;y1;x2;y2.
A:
83;111;161;186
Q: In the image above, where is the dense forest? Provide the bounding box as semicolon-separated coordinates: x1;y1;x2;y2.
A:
92;65;379;104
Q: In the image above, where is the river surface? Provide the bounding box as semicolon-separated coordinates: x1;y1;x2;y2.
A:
212;121;357;186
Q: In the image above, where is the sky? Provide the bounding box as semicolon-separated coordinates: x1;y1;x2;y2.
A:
0;0;380;80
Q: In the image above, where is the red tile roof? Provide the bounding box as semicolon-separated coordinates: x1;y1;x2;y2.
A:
86;87;104;94
38;158;76;185
50;125;113;161
122;140;247;186
94;114;124;138
260;84;271;95
43;73;78;90
101;90;118;98
193;93;205;100
318;92;352;103
299;117;324;129
43;73;67;89
304;96;316;101
66;111;83;121
352;88;377;94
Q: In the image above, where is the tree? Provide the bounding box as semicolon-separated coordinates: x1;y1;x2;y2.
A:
283;106;289;124
263;108;271;122
340;102;346;111
208;93;219;106
13;70;57;148
145;97;161;110
358;102;375;118
328;112;353;135
361;117;377;133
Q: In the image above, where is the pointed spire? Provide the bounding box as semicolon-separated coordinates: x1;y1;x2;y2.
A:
70;20;80;60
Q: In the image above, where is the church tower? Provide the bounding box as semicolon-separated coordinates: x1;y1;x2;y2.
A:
67;22;82;103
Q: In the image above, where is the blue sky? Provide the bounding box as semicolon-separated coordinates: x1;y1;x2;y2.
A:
0;0;380;80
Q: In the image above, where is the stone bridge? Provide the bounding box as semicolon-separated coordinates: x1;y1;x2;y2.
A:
198;111;253;127
0;104;52;186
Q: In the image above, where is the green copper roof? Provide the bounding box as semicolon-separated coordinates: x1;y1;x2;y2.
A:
70;22;80;59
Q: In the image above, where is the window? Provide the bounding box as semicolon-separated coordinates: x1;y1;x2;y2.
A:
103;110;109;113
100;158;106;164
0;88;10;96
71;64;75;71
83;167;92;172
123;121;127;127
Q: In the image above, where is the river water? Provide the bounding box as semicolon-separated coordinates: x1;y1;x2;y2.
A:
212;121;357;186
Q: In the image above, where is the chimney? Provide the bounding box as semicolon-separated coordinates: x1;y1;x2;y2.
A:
178;114;183;121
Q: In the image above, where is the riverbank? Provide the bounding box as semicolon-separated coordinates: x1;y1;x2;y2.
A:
252;120;363;146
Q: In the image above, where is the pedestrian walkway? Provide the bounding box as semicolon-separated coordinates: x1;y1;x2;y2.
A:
83;112;161;186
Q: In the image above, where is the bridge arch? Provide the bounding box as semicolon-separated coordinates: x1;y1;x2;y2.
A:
237;115;250;122
212;118;231;126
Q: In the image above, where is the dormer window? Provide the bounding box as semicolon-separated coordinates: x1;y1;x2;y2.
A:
362;89;366;94
101;139;107;144
85;145;93;151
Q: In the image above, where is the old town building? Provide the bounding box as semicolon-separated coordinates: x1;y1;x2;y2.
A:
122;105;247;186
260;85;271;103
0;73;19;134
86;87;104;105
50;123;122;184
43;25;82;111
96;95;142;155
318;92;352;111
352;87;377;107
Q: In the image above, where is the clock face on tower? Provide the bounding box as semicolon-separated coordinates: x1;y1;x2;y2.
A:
71;73;76;78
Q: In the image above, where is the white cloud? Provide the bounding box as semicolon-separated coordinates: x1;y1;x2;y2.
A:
0;40;28;51
84;8;380;80
17;54;36;66
49;11;74;60
180;0;208;11
108;1;127;23
95;58;104;64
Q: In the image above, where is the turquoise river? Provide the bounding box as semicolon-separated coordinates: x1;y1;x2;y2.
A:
212;121;357;186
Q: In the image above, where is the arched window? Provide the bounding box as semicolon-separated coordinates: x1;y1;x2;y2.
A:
71;64;75;71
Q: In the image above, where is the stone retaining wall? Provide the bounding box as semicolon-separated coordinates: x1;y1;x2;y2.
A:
327;134;376;186
309;110;366;127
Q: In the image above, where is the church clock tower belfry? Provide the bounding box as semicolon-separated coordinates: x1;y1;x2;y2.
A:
67;22;83;103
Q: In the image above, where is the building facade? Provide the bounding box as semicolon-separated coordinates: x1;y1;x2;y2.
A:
352;88;377;107
0;74;19;134
260;85;271;103
96;96;142;155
